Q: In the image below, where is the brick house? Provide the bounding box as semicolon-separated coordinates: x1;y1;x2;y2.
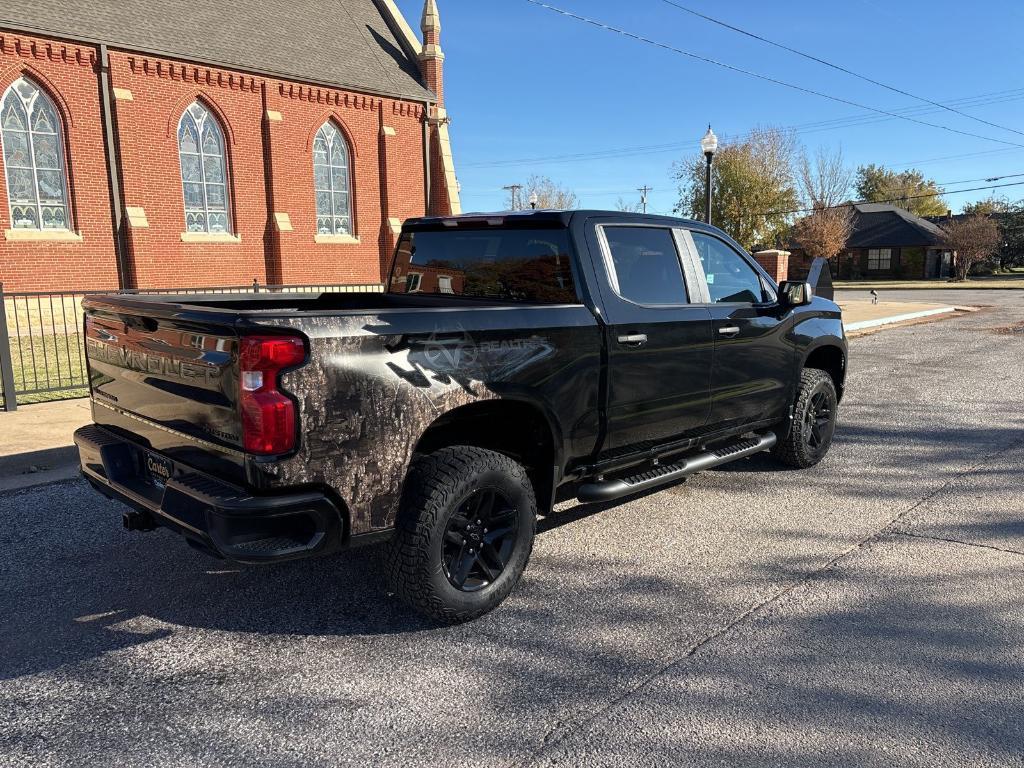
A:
789;203;955;281
0;0;461;292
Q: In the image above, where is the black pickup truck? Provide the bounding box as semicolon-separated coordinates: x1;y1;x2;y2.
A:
75;210;846;622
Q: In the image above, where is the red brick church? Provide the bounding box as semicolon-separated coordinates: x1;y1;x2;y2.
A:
0;0;461;292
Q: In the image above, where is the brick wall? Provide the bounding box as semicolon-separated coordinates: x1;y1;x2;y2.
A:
0;32;119;291
0;31;435;293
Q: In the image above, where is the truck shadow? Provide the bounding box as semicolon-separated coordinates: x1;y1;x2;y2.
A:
5;416;1024;683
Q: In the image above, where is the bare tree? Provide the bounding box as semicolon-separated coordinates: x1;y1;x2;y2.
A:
940;214;1001;281
615;196;644;213
791;147;854;261
799;146;851;207
791;204;854;262
523;175;578;210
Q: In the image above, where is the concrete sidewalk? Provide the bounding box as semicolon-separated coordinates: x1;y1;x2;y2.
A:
0;398;91;491
839;300;960;334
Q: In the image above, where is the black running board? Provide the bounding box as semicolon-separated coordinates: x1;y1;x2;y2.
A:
576;432;777;504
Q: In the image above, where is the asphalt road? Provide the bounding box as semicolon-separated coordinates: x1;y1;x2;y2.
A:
836;286;1024;307
2;302;1023;767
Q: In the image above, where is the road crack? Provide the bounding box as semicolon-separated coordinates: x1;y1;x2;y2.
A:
890;529;1024;558
515;435;1024;766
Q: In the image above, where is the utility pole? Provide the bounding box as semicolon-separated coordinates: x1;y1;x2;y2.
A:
502;184;523;211
637;185;652;214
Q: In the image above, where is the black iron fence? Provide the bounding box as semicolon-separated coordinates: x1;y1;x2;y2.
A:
0;281;382;411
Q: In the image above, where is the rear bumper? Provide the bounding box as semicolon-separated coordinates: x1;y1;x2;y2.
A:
74;424;344;564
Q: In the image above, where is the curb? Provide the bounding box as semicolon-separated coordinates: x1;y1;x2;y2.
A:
0;446;80;493
844;306;957;333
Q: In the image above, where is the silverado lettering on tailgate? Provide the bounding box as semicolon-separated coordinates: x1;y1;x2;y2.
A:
86;338;224;387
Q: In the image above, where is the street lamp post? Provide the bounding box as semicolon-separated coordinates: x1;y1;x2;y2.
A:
700;125;718;225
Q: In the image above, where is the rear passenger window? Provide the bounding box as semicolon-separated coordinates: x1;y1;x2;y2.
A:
603;227;687;305
691;233;766;304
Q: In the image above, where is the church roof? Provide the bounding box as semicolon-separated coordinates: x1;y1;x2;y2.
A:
0;0;434;102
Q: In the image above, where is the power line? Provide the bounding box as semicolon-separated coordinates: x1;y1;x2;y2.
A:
522;1;1024;150
459;171;1024;206
462;87;1024;169
657;0;1024;139
752;179;1024;218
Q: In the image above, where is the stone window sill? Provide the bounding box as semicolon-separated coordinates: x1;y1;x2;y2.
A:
314;233;360;245
5;228;83;243
180;232;242;244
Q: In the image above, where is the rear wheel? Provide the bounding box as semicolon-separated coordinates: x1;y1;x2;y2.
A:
385;446;536;623
773;368;838;468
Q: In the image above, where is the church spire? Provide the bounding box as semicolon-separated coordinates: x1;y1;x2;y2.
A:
419;0;445;105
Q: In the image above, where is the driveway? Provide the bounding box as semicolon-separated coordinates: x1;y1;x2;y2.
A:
2;301;1023;766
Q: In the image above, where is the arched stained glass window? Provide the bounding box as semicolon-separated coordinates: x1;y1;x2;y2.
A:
312;122;352;235
1;77;71;231
177;102;230;233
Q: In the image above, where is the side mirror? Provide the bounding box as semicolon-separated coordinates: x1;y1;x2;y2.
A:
778;280;814;307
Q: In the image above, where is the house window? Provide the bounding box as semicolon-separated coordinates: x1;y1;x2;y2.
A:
406;272;422;292
1;77;71;231
177;102;231;233
312;121;352;235
867;248;891;271
438;275;453;294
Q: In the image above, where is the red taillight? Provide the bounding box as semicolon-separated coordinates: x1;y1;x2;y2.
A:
239;334;306;455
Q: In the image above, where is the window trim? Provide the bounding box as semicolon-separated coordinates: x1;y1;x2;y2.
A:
1;76;73;233
176;100;233;235
682;229;777;307
312;120;354;237
867;247;892;271
595;223;693;309
405;271;423;293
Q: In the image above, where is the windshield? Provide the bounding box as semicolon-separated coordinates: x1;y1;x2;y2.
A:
387;228;578;304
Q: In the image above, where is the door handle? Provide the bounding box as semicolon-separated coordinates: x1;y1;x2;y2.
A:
718;326;741;337
617;333;648;346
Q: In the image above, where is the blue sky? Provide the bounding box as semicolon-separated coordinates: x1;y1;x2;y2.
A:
395;0;1024;215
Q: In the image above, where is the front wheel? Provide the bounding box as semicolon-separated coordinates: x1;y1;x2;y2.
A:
772;368;838;468
385;446;536;624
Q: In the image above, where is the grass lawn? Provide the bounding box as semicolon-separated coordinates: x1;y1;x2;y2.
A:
2;295;89;406
3;332;88;405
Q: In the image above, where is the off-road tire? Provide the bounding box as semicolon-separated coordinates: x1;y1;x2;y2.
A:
385;446;536;624
772;368;838;468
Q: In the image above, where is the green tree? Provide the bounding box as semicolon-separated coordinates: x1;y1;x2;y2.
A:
674;126;799;250
961;195;1011;216
854;164;947;217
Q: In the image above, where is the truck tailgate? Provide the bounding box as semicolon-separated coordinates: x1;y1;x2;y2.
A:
84;303;243;453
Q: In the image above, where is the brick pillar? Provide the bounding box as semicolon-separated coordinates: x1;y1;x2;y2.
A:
753;249;790;283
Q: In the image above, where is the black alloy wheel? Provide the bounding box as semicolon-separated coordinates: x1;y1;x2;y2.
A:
442;488;519;592
772;367;839;468
385;445;537;623
804;390;833;450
